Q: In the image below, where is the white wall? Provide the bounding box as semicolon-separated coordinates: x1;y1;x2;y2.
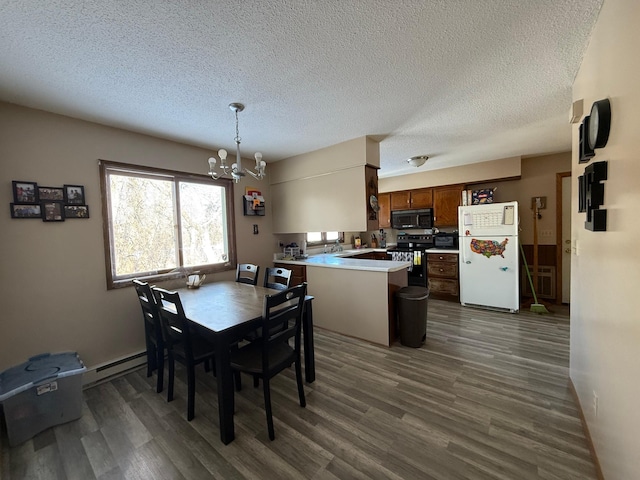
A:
571;0;640;478
0;102;275;374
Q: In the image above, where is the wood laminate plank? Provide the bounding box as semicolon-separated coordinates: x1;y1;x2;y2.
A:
3;300;597;480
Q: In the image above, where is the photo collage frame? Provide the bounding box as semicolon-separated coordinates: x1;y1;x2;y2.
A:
10;181;89;221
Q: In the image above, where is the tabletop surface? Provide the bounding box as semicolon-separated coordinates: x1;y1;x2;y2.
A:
178;281;275;333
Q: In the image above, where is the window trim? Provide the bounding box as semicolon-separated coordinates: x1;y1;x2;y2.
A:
99;160;237;289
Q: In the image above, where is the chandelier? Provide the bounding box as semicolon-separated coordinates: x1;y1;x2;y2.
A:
208;103;266;183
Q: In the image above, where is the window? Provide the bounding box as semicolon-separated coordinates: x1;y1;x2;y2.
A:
99;160;236;289
306;231;344;245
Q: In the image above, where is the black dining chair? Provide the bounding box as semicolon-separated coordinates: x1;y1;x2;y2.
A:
263;267;292;291
236;263;260;285
242;266;294;348
151;287;217;421
230;283;307;440
133;279;165;393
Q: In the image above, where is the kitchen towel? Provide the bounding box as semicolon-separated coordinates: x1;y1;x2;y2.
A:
391;251;413;271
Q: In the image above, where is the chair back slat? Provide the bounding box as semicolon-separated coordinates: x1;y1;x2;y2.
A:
260;284;306;365
152;287;193;358
236;263;260;285
133;280;163;346
263;267;292;291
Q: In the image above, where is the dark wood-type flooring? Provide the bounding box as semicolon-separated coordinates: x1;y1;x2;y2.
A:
1;300;597;479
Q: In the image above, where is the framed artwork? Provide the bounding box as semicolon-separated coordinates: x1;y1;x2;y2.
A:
10;203;42;219
38;186;65;201
64;185;85;205
64;205;90;218
42;201;65;222
12;181;39;204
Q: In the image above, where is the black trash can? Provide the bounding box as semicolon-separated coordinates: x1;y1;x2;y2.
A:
396;286;429;347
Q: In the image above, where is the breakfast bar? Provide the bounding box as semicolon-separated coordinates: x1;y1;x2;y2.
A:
276;253;410;346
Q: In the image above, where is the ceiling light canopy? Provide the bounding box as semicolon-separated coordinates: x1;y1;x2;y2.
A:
407;155;429;168
208;103;266;183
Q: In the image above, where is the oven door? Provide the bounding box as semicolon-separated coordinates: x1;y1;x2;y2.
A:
407;250;428;287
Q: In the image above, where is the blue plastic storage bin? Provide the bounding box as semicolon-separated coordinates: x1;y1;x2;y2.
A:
0;352;86;446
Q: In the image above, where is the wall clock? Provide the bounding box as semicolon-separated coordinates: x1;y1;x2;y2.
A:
588;98;611;150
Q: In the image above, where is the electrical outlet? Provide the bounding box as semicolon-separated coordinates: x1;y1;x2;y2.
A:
593;391;598;417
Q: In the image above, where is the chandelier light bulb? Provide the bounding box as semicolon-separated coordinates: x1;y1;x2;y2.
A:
218;149;227;161
208;157;216;167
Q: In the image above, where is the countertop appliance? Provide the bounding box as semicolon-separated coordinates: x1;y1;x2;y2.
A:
434;232;459;250
391;208;433;230
392;234;434;287
458;201;519;312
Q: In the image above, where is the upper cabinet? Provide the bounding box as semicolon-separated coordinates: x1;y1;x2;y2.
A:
433;184;464;227
270;136;381;233
390;187;433;210
378;193;391;228
384;183;464;228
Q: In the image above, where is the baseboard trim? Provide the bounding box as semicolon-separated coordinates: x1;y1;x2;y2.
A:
569;378;605;480
82;350;147;387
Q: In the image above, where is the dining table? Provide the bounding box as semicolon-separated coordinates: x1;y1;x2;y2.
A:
178;280;315;445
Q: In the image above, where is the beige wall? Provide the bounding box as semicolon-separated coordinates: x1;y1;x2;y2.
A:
372;153;569;246
571;0;640;478
379;156;521;192
471;152;571;244
0;102;275;374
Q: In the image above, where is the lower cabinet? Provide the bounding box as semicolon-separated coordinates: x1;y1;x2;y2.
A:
427;253;459;299
274;262;307;286
351;251;389;260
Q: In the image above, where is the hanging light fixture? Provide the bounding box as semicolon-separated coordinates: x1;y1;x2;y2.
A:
208;103;266;183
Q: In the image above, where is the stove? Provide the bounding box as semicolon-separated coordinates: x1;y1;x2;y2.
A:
396;234;434;251
394;234;434;287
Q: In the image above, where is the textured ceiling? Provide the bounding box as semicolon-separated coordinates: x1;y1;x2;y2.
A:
0;0;602;178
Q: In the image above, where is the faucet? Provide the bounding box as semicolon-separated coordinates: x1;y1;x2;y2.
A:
330;239;343;253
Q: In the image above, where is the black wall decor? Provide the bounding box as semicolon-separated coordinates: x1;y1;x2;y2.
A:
583;161;608;232
10;180;89;222
579;118;595;163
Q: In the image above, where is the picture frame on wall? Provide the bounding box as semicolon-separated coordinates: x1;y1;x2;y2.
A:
42;201;65;222
64;184;85;205
10;203;42;218
38;186;65;201
12;181;39;204
64;205;90;218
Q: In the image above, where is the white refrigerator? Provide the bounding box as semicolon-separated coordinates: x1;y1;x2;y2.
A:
458;201;519;313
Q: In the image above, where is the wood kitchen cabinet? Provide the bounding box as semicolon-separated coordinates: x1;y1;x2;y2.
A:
427;252;459;299
274;263;306;286
390;188;433;210
378;193;391;228
433;184;464;227
351;251;389;260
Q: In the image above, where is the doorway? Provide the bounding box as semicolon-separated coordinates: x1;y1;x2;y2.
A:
556;172;571;304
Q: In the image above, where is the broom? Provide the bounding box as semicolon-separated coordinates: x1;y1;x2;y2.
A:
519;240;549;314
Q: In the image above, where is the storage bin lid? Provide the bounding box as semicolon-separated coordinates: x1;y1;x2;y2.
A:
396;286;430;300
0;352;86;401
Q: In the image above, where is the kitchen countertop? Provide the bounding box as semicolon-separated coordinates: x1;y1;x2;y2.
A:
276;249;411;273
426;248;459;254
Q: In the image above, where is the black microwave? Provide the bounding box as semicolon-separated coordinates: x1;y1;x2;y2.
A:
434;232;459;249
391;209;433;229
